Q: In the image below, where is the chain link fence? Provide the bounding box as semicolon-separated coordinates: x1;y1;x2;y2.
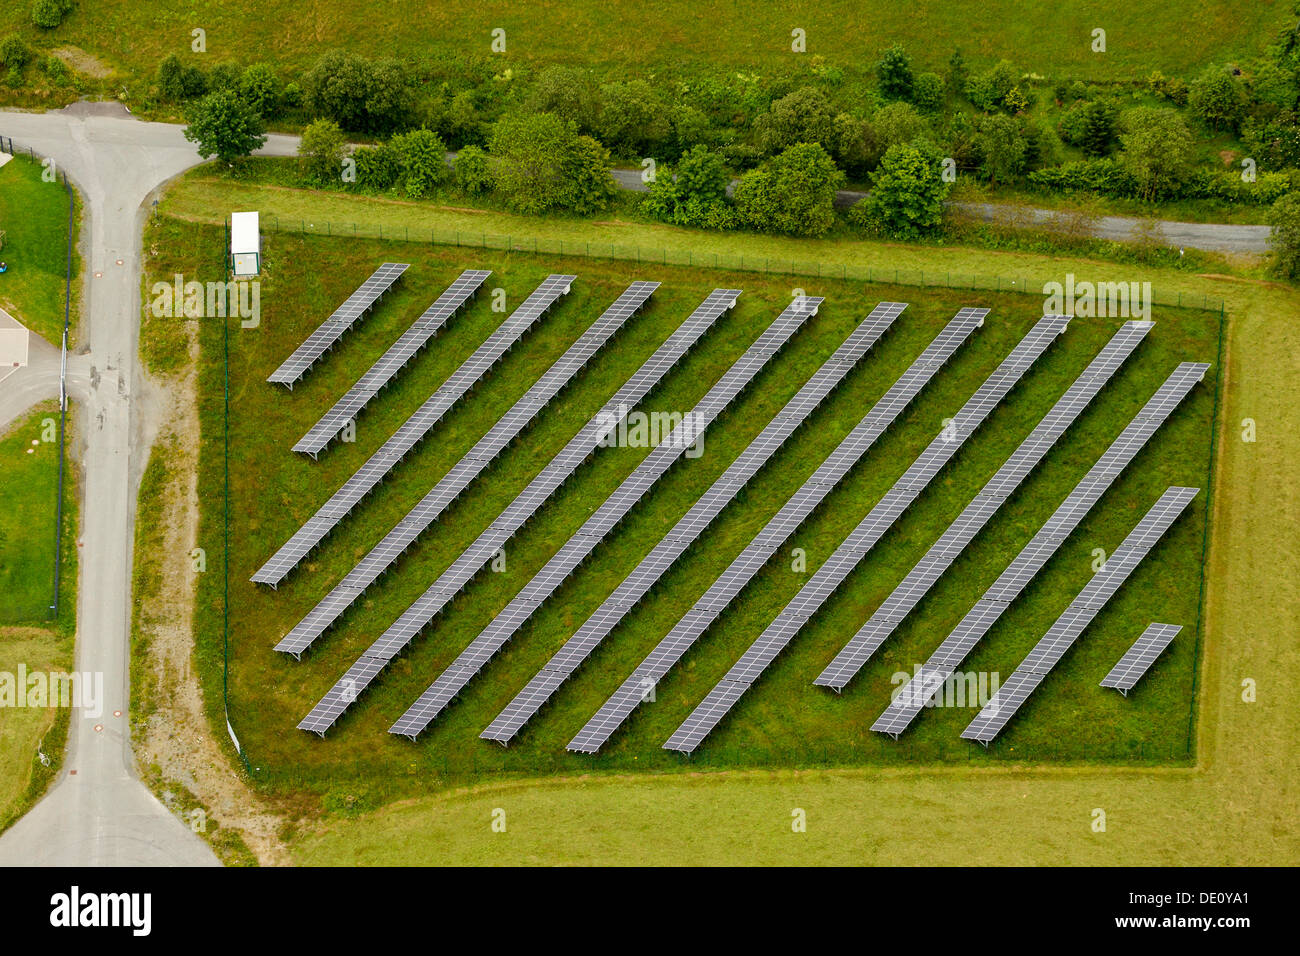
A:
263;213;1228;315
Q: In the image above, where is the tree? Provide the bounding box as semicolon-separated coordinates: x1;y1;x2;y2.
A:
872;101;926;155
831;112;876;178
1267;192;1300;279
1;35;29;86
31;0;73;30
454;145;492;195
1060;98;1117;156
304;50;412;133
298;118;345;184
853;141;949;238
390;128;449;199
487;113;614;214
1117;107;1193;201
734;142;843;237
596;80;669;158
183;89;267;163
1188;65;1245;131
673;145;729;204
913;72;946;112
488;112;574;213
526;65;602;135
239;64;282;119
755;87;837;155
975;113;1027;186
876;45;914;101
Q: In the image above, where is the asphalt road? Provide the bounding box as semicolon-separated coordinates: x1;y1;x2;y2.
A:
0;103;296;866
609;172;1273;255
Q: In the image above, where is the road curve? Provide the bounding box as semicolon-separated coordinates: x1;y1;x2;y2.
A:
0;102;296;866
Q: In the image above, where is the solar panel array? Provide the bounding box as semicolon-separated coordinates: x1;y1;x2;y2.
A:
871;362;1209;738
565;307;989;754
250;274;578;587
267;263;409;387
661;315;1071;753
962;486;1198;742
1099;622;1183;694
480;302;907;746
388;297;825;738
815;320;1154;692
296;289;743;734
293;270;492;456
274;280;660;656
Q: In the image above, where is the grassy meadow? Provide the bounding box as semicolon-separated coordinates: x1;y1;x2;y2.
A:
0;1;1290;86
140;203;1219;819
0;155;77;347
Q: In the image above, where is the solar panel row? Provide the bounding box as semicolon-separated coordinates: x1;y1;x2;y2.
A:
871;362;1209;738
296;289;743;734
293;270;492;456
250;274;578;587
961;486;1198;742
479;302;908;746
267;263;409;387
1099;622;1183;694
274;281;660;656
387;296;826;738
661;315;1072;753
564;307;990;754
815;320;1154;692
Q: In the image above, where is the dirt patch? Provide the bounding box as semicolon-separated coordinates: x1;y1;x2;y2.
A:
51;47;115;80
134;323;288;865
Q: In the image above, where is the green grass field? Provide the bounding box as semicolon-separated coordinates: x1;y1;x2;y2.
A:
143;205;1220;820
0;402;77;629
134;168;1300;864
0;155;77;347
0;402;78;837
0;1;1289;86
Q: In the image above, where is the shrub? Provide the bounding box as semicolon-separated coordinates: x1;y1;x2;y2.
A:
913;72;945;112
390;128;449;199
872;101;926;156
353;142;401;191
0;35;30;71
31;0;73;30
298;118;345;184
1267;192;1300;278
876;45;914;101
643;145;734;228
1027;158;1138;196
967;60;1019;112
560;135;617;214
454;145;492;195
157;54;207;101
734;142;843;237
